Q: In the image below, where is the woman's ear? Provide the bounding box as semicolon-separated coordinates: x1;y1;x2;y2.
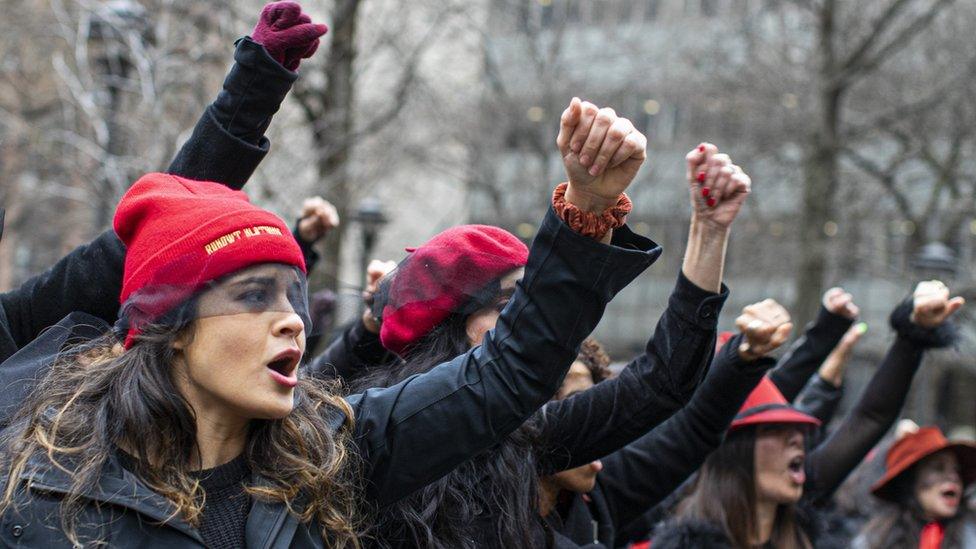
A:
171;327;193;351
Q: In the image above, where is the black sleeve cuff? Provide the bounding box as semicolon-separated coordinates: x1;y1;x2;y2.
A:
292;219;321;273
667;270;730;330
535;207;663;300
719;333;777;375
813;305;855;338
889;297;958;349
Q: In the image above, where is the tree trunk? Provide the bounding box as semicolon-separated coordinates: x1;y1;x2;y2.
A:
309;0;360;298
793;3;842;327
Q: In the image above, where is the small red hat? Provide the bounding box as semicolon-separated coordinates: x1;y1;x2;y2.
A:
871;426;976;502
729;376;821;430
114;173;305;347
380;225;528;357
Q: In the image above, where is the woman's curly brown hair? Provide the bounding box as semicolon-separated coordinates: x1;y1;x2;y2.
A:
0;319;364;547
576;338;612;383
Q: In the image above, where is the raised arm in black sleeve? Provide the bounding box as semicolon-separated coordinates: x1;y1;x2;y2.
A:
593;333;774;534
804;299;950;505
0;38;296;360
769;306;853;402
167;37;296;189
344;208;661;506
536;268;729;475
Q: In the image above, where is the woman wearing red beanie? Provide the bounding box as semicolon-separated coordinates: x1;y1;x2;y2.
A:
652;281;965;549
0;1;325;368
321;99;756;548
854;426;976;548
0;94;657;547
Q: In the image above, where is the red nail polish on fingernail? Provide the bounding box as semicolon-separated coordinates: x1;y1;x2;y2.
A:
706;197;717;207
698;145;705;152
701;187;710;198
697;172;706;183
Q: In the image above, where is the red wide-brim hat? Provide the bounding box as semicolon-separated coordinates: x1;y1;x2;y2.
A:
871;426;976;502
730;376;821;431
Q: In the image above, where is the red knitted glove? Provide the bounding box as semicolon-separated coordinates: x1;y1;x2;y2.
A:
252;2;328;71
552;182;632;240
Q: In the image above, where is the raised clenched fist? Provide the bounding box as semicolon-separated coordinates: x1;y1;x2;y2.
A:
823;287;860;319
685;143;751;230
556;98;647;213
297;197;340;243
735;298;794;361
362;259;396;334
910;280;964;328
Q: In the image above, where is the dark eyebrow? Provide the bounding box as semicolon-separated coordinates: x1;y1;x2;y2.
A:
229;276;276;287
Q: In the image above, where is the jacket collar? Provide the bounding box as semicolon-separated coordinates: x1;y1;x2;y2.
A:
19;452;318;549
21;452;204;544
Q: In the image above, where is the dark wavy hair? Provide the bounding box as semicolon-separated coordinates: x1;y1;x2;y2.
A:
0;311;364;546
674;426;812;549
858;463;974;549
351;305;545;548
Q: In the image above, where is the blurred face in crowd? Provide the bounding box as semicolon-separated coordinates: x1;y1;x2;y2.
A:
754;425;807;505
465;268;525;347
173;264;307;421
914;450;963;520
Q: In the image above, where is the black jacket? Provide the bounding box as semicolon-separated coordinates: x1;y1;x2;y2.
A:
547;334;774;548
0;206;660;547
0;37;293;365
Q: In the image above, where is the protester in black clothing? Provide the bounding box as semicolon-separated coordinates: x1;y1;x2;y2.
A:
0;1;321;364
854;426;976;549
540;299;794;548
0;94;658;548
313;110;753;547
767;287;858;408
653;280;965;549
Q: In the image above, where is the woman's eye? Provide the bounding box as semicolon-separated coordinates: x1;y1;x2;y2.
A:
237;289;269;305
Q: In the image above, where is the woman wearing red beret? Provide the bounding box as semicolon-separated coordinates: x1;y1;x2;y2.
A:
0;93;657;547
321;98;756;548
854;426;976;548
652;281;965;549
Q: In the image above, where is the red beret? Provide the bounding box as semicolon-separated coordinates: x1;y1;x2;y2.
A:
380;225;528;356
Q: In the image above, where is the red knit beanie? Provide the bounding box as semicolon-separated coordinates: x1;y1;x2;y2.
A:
114;173;305;347
380;225;528;357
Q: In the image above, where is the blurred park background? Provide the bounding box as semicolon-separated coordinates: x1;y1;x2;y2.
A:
1;0;975;433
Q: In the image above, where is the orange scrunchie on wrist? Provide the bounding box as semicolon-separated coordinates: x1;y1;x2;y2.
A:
552;182;632;240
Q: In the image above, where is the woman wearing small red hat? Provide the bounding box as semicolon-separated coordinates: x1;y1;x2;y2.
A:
854;426;976;548
0;95;657;546
653;280;965;549
327;99;755;547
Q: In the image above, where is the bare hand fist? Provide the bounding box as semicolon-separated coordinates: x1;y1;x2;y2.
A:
823;287;860;319
297;197;340;243
910;280;964;328
735;298;794;361
556;97;647;212
362;259;396;333
685;143;751;229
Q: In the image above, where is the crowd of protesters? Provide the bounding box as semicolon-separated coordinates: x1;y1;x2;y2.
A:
0;2;972;548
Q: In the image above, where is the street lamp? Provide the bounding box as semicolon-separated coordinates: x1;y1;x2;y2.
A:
912;241;958;281
354;197;389;277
